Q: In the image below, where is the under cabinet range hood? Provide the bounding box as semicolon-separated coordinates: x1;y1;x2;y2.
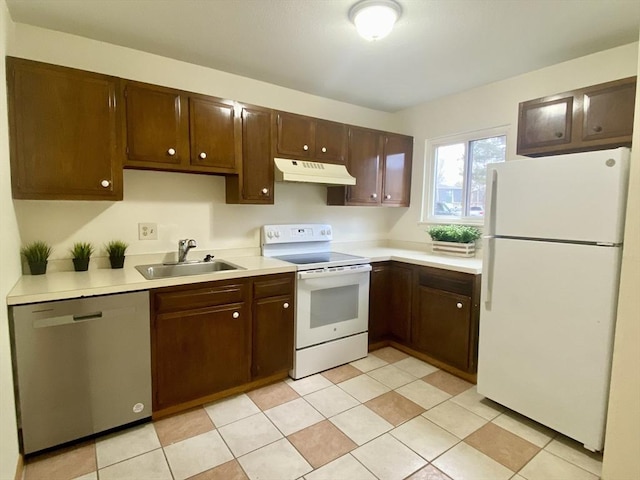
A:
274;158;356;185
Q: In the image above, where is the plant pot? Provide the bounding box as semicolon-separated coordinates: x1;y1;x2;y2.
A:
432;241;476;257
72;258;90;272
28;260;48;275
109;255;125;269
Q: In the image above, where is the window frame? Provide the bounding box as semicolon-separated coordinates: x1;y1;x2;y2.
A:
421;125;509;226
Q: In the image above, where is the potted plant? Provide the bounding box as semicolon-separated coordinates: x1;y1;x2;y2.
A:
105;240;128;269
20;240;52;275
427;225;482;257
70;242;94;271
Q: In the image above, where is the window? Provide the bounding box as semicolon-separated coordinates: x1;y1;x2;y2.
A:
425;128;507;223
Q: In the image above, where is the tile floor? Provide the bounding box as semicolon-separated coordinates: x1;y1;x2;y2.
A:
23;347;603;480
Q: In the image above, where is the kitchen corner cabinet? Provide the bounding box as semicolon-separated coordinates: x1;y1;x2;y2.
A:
517;76;636;157
327;128;413;207
151;279;251;411
368;262;412;344
252;273;295;378
123;81;239;174
226;105;275;204
6;57;123;200
275;111;347;164
411;266;481;373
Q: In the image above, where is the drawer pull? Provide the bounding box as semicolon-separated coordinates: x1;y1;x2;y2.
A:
283;302;289;309
232;311;240;319
456;302;463;309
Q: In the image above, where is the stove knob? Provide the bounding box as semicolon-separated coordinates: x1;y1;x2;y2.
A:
275;231;281;238
267;231;273;239
326;229;332;236
321;229;326;235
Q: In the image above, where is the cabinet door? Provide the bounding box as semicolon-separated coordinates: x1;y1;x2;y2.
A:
413;287;471;371
382;134;413;207
7;57;123;200
275;112;314;158
388;263;412;342
581;77;636;143
346;128;381;205
226;105;274;204
153;303;250;410
517;96;573;155
315;119;347;164
253;295;294;378
189;96;237;172
368;264;391;344
124;82;190;167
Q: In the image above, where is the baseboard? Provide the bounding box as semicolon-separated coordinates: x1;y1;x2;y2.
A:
14;454;24;480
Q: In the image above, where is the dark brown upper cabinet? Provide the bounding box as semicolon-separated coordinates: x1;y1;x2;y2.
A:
123;81;239;174
275;112;347;164
327;128;413;207
226;105;275;204
517;76;636;157
7;57;123;200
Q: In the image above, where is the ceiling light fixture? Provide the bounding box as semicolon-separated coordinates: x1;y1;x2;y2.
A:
349;0;402;41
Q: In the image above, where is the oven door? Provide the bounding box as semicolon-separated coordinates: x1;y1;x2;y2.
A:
296;265;371;349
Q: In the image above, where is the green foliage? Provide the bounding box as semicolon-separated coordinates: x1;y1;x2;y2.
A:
20;241;52;263
427;225;482;243
70;242;94;260
105;240;128;257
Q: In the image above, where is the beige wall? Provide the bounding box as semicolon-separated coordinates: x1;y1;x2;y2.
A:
0;1;21;479
601;36;640;480
390;42;639;244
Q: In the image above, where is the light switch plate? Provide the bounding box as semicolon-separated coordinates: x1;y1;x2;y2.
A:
138;223;157;240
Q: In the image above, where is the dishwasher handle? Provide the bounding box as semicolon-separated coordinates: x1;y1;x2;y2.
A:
32;306;135;329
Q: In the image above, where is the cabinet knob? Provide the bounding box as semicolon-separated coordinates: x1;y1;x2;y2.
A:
232;311;240;319
554;132;563;138
283;302;289;309
261;187;269;195
456;302;463;309
321;147;327;153
385;194;391;200
199;152;207;159
371;193;378;199
167;148;176;156
303;144;309;151
100;179;111;188
592;125;603;133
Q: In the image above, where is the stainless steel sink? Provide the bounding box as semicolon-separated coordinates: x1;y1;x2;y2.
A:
135;260;244;280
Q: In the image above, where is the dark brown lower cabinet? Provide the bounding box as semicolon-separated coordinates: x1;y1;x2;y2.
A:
151;273;295;414
412;286;472;371
369;261;480;376
154;302;250;410
252;274;295;379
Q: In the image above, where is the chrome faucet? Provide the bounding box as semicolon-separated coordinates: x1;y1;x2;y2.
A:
178;239;197;263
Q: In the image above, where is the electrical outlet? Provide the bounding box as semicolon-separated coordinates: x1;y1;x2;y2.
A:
138;223;158;240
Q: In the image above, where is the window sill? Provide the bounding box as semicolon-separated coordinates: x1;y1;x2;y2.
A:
419;217;485;227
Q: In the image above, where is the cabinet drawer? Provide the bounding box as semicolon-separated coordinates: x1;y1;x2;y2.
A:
154;281;246;313
416;266;473;297
253;273;294;299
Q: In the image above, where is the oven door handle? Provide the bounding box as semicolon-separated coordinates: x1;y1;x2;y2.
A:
298;264;372;280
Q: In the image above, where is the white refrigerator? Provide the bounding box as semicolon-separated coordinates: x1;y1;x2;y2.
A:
477;147;630;452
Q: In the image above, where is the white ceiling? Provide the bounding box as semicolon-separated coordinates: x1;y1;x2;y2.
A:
6;0;640;112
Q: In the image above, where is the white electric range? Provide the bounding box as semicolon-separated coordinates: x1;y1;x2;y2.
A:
262;224;371;379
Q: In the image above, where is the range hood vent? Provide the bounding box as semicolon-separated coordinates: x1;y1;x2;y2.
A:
274;158;356;186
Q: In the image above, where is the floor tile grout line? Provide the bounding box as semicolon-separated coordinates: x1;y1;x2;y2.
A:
159;444;176;480
539;446;603;477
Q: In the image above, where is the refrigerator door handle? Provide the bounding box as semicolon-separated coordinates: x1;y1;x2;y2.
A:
485;168;498;237
482;168;498;309
482;236;495;309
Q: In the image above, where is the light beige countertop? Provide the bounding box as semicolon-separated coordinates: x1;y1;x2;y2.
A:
337;246;483;275
7;255;296;306
7;246;481;306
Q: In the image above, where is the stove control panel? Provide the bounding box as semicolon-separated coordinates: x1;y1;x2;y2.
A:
262;224;333;245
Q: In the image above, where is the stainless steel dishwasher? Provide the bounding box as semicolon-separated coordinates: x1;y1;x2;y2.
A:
10;291;151;454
